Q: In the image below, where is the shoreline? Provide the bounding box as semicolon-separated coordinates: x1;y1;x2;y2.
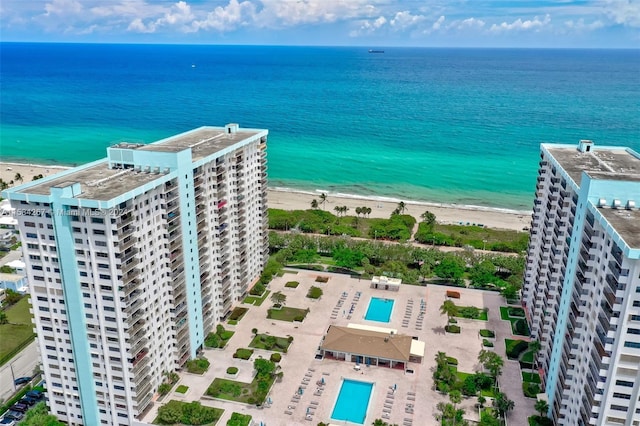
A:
0;161;531;231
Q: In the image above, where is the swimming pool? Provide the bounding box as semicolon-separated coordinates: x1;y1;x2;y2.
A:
364;297;394;322
331;379;374;424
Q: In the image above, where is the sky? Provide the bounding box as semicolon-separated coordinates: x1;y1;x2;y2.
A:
1;0;639;47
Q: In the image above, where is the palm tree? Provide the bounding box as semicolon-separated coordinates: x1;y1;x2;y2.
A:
449;390;462;412
534;399;549;418
477;395;486;409
397;201;407;214
14;173;23;184
355;207;362;217
435;351;448;367
0;179;8;190
365;207;372;217
310;199;318;209
319;193;328;210
493;392;515;419
334;206;341;216
440;300;458;325
342;206;349;216
529;339;542;368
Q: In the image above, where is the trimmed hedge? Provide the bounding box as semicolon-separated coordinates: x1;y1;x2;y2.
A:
227;367;238;374
479;329;495;338
270;353;282;363
523;382;541;398
285;281;299;288
482;339;494;348
233;348;254;360
445;325;461;333
505;339;529;359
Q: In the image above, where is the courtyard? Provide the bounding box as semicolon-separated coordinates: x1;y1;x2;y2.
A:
141;270;535;426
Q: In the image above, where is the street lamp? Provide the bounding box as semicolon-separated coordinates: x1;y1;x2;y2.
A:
374;230;377;241
483;239;487;251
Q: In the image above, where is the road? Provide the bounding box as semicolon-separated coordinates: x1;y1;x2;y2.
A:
0;340;39;403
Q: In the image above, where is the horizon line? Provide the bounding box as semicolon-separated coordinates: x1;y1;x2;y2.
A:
1;41;638;50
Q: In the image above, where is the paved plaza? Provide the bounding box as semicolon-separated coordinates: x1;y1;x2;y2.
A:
141;270;535;426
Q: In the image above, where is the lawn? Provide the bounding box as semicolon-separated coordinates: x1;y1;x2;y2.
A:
522;372;541;383
505;339;529;360
284;281;299;288
0;297;36;366
521;350;535;364
267;307;309;322
242;291;271;307
249;334;292;352
228;307;249;323
206;376;275;405
176;385;189;394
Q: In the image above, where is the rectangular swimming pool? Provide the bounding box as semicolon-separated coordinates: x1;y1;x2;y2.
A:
364;297;394;322
331;379;374;424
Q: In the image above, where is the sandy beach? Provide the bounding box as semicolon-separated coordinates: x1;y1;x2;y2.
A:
0;161;530;231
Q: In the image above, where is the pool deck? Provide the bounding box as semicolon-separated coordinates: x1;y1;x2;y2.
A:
140;270;535;426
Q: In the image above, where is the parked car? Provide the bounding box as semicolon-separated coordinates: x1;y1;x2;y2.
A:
0;416;16;425
13;377;31;386
9;404;27;413
4;411;23;421
20;397;36;406
26;390;43;399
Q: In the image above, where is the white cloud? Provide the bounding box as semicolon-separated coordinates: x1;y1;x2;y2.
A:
389;11;426;31
190;0;255;32
44;0;82;17
489;14;551;32
432;15;445;30
603;0;640;27
350;15;387;37
127;1;194;33
564;18;604;31
449;17;486;30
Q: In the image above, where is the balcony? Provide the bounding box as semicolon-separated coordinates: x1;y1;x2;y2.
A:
121;258;140;275
116;214;134;229
119;236;138;251
127;319;146;338
121;247;139;263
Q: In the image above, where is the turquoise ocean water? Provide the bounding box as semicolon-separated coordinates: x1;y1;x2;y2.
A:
1;43;638;210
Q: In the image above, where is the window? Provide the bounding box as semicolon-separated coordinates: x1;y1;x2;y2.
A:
613;393;631;400
628;328;640;335
616;380;633;387
26;233;37;239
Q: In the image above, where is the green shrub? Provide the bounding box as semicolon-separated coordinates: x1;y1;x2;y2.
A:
175;385;188;394
250;282;266;296
315;276;329;283
447;357;459;366
285;281;299;288
158;383;172;395
445;325;461;333
204;333;221;348
479;329;495;338
459;306;481;319
508;307;525;317
513;318;530;336
482;339;494;348
156;400;222;425
505;339;529;359
528;415;554;426
227;367;238;375
227;412;252;426
233;348;254;360
270;353;282;363
307;286;323;299
523;382;541;398
294;315;304;322
185;358;210;374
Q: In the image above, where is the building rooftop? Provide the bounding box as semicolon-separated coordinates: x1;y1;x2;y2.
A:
321;325;413;361
19;162;165;201
598;207;640;249
0;273;25;282
545;145;640;185
140;127;264;162
15;125;265;201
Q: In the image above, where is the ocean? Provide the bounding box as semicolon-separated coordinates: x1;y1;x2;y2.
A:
1;43;638;210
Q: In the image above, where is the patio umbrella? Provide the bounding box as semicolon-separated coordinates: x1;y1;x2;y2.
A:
267;397;272;405
393;383;397;391
307;407;310;414
321;377;325;385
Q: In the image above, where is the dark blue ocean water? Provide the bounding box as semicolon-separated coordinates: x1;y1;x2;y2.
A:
1;43;639;209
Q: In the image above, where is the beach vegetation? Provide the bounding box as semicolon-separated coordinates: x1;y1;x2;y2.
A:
414;220;528;254
319;193;328;209
311;199;318;209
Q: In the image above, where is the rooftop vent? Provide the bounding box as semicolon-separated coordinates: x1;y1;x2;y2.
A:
578;140;594;153
598;198;607;207
627;200;636;209
612;199;621;208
